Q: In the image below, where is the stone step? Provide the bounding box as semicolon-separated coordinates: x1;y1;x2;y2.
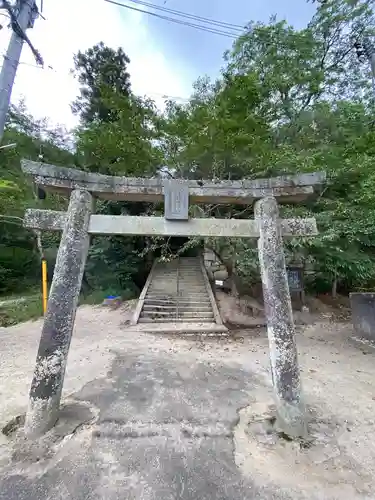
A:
152;276;202;280
177;269;202;272
153;270;181;273
177;282;206;285
178;262;202;265
178;274;205;277
152;276;179;280
145;298;210;303
147;292;208;297
142;312;214;318
177;276;203;279
151;275;204;280
143;304;212;311
145;294;211;300
147;288;207;294
178;269;204;272
148;283;206;286
158;265;201;269
146;291;209;295
177;282;205;285
140;311;214;319
145;305;212;309
150;281;205;285
132;257;223;328
138;317;214;323
176;275;203;278
177;272;202;275
179;266;202;274
145;294;210;299
177;274;203;277
176;286;207;290
150;286;207;290
149;283;206;287
127;322;228;336
154;269;202;278
144;299;211;309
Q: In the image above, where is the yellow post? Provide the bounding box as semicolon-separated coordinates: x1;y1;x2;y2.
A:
42;259;48;315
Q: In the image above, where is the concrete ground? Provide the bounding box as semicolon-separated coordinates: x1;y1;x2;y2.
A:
0;304;375;499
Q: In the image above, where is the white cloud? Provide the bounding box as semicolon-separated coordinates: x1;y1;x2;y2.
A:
0;0;191;129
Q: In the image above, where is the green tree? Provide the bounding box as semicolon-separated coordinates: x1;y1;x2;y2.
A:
72;42;131;124
72;43;164;295
76;92;163;176
227;0;375;122
160;0;375;295
0;103;75;295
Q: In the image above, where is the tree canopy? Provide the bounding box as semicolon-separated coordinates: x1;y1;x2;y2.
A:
1;0;375;303
72;42;131;124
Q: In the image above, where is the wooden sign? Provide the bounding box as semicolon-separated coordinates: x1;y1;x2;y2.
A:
287;267;303;292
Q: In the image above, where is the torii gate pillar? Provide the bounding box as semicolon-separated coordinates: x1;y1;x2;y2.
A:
24;189;93;438
255;196;306;438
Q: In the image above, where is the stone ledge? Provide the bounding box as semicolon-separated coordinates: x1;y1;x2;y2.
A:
24;210;319;238
21;160;326;204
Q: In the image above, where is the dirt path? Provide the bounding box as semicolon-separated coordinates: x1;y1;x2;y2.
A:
0;305;374;498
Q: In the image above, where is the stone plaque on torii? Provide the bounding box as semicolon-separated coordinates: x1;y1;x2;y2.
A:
21;159;325;440
164;179;189;220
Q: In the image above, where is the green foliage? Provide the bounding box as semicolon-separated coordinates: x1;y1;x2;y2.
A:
76;92;163;176
72;43;161;296
162;75;270;180
160;0;375;294
72;42;131;124
3;1;375;309
0;103;75;297
86;233;142;296
0;293;42;327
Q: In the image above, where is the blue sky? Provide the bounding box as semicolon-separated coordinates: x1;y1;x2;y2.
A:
0;0;316;128
118;0;316;84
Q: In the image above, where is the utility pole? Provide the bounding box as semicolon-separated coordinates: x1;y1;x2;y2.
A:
0;0;42;142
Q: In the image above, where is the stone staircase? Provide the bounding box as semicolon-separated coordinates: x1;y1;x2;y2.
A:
132;257;227;335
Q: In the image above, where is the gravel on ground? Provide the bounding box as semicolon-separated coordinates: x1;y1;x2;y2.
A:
0;303;374;498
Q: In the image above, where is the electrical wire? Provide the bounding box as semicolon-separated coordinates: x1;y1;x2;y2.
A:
124;0;245;32
1;54;54;71
105;0;237;38
104;0;238;38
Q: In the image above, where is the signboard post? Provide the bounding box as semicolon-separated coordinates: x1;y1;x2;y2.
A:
287;265;305;309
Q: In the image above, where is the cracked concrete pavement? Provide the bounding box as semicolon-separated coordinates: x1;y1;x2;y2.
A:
1;304;375;499
0;350;285;500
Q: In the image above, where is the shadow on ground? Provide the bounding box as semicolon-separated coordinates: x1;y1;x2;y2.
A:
0;350;287;500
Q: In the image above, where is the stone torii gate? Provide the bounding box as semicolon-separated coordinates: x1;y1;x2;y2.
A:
21;159;325;439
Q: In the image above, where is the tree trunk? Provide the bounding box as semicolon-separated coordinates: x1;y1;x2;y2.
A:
332;274;338;299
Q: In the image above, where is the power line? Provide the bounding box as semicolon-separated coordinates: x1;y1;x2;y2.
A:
0;53;67;75
104;0;238;39
124;0;245;32
105;0;237;38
